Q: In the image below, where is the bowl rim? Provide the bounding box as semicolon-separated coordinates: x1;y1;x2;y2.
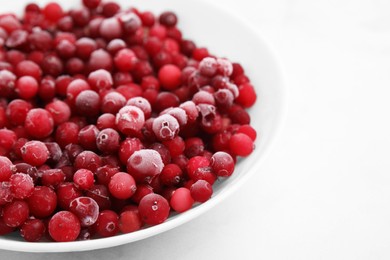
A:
0;0;288;253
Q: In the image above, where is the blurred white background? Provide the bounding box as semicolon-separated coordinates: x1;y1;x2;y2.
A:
4;0;390;259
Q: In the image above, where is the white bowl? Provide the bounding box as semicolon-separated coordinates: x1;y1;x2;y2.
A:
0;0;287;252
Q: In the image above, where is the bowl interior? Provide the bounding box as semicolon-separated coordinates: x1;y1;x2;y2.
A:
0;0;286;252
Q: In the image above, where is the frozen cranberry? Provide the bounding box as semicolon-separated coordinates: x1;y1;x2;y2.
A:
73;169;94;190
57;182;82;210
158;64;181;90
25;108;54;139
20;219;45;242
41;169;66;188
101;92;126;114
159;11;177;27
100;17;122;40
119;12;141;35
179;101;199;123
83;0;101;9
152;114;180;141
78;125;99;150
140;11;155;27
0;128;17;155
190;180;213;203
119;210;142;233
210;151;235;177
170;187;193;213
75;37;97;60
228;104;250;125
86;184;111;210
67;79;91;104
131;184;153;204
6;99;32;126
94;210;119;237
0;70;16;98
88;49;113;72
193;90;215;105
45;100;71;125
0;181;13;205
69;196;99;227
162;136;185;157
88;69;113;91
45;142;63;165
43;2;64;22
161;107;188;126
154;92;180;113
74;151;102;172
55;122;80;148
116;83;143;100
95;165;119;185
127;149;164;183
70;8;90;27
160;164;183;187
41;55;63;77
127;97;152;119
118;137;143;165
229;133;254;157
74;90;101;117
9;173;34;199
21;140;49;166
97;113;116;130
49;211;81;242
15;76;38;99
3;199;29;227
184;137;204;158
15;60;41;81
102;2;120;17
237;125;257;141
0;156;14;181
96;128;120;154
115;105;145;135
109;172;136;199
138;193;170;225
236;83;257;108
114;48;138;72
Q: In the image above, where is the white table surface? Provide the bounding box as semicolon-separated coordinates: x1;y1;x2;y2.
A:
4;0;390;259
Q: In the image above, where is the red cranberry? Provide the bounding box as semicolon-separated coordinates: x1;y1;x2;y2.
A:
49;211;81;242
96;128;120;154
9;173;34;199
97;113;116;130
109;172;136;199
138;193;170;225
75;90;101;117
21;140;49;166
159;11;178;27
15;76;38;99
94;210;119;237
20;219;45;242
55;122;80;148
114;48;138;72
229;133;254;157
119;210;142;233
6;99;32;126
210;151;235;177
127;149;164;183
69;196;99;227
45;100;71;125
158;64;181;90
78;125;99;150
0;128;17;155
190;180;213;203
170;187;193;213
115;105;145;135
3;199;29;227
83;0;101;9
74;151;102;172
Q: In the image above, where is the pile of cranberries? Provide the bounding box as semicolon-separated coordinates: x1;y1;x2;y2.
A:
0;0;257;242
